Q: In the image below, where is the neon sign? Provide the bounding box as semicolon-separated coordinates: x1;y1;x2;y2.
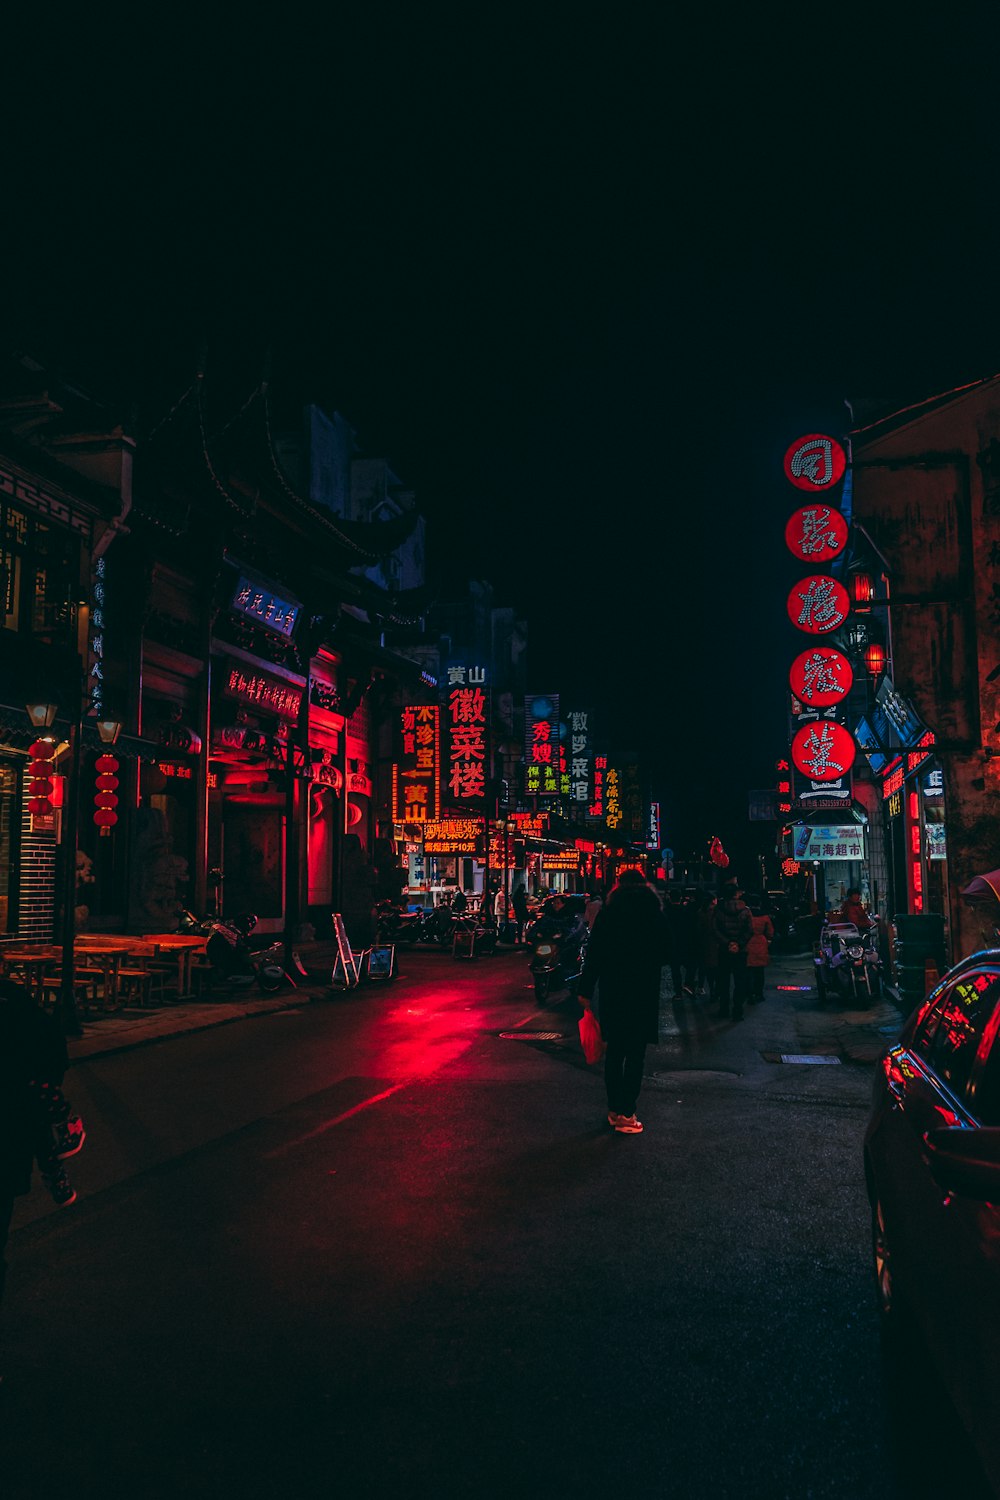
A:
784;504;848;562
791;721;856;782
231;575;299;638
392;704;441;823
789;647;853;706
524;694;560;798
787;575;850;634
782;434;847;492
445;665;488;803
224;667;303;720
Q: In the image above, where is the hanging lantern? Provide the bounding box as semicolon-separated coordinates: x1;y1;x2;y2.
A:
864;642;886;677
94;754;120;836
851;573;874;608
27;738;56;820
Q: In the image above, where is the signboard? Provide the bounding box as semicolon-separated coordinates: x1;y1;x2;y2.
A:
782;434;847;492
392;704;441;823
748;789;778;822
873;677;928;751
421;818;486;854
789;647;853;707
619;757;643;839
510;811;548;837
541;851;581;871
445;664;489;804
604;761;622;831
646;800;661;848
231;575;300;638
591;754;607;821
524;693;561;797
784;505;848;562
791;720;856;782
790;825;865;862
223;665;303;721
787;575;850;634
854;714;888;774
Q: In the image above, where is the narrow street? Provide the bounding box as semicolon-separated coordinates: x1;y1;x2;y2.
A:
2;947;990;1499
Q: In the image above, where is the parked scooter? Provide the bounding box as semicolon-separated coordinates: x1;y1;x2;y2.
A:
527;903;587;1002
197;912;300;994
814;920;883;1002
373;899;423;947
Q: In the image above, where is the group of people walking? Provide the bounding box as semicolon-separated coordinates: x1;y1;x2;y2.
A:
578;875;777;1136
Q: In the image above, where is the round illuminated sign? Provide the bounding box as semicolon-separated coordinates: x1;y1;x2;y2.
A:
791;721;856;782
789;647;853;706
783;434;847;491
784;504;848;562
786;575;850;634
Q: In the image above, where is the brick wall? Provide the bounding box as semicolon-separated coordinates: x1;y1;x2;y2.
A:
18;792;57;941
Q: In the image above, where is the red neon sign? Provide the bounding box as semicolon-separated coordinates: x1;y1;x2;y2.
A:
784;505;848;562
789;647;853;706
790;721;855;782
787;576;850;634
782;434;847;492
447;680;487;802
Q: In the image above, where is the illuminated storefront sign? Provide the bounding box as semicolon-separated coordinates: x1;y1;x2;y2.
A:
510;811;548;837
231;575;300;638
224;666;303;720
906;729;936;774
392;704;441;823
421;817;486;854
784;504;848;562
591;754;607;820
445;664;489;803
620;758;643;838
646;801;661;849
524;693;560;798
566;709;592;809
542;851;581;870
604;763;622;830
789;647;853;706
791;824;865;861
88;555;107;718
791;720;856;782
787;575;850;634
882;762;904;800
782;433;847;492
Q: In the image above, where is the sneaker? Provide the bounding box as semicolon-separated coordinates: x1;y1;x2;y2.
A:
53;1114;86;1160
607;1111;626;1126
613;1115;644;1134
41;1168;77;1207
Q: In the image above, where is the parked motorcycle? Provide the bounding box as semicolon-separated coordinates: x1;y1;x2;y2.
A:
814;920;882;1002
527;913;587;1002
201;913;299;994
373;899;424;947
415;904;460;949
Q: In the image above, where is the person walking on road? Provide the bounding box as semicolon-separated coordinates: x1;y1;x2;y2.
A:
577;869;669;1135
694;890;720;1000
583;889;603;930
745;898;775;1005
712;882;753;1021
511;885;530;944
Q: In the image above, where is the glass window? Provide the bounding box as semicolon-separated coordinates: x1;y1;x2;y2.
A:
922;971;1000;1100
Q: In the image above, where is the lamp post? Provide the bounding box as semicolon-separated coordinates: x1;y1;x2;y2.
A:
26;688;122;1038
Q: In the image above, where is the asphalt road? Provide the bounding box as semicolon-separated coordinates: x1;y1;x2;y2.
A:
2;948;992;1498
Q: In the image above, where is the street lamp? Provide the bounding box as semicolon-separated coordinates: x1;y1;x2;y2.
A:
25;691;123;1037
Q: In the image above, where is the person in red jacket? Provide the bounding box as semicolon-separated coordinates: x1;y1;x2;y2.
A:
840;888;873;932
745;899;775;1004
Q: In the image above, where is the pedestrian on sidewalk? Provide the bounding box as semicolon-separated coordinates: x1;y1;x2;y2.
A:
712;882;753;1021
577;869;669;1135
693;890;720;1000
745;898;775;1005
511;885;530;944
0;978;73;1336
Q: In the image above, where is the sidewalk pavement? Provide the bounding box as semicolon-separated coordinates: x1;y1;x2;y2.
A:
64;939;908;1065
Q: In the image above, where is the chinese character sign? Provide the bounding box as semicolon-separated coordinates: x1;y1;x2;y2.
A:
524;693;561;798
786;575;850;634
789;647;853;706
784;505;848;562
392;704;441;823
231;575;300;638
790;825;866;861
591;753;607;821
646;801;661;850
782;434;847;492
445;665;489;804
421;818;485;854
791;720;856;783
620;759;643;838
566;708;592;809
224;667;303;720
605;764;622;830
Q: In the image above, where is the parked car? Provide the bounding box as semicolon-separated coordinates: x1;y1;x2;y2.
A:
864;948;1000;1495
765;889;798;948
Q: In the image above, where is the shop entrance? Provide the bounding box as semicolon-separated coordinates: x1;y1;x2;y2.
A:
221;799;285;932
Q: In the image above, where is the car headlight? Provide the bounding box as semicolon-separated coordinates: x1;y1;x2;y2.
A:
535;943;553;956
848;945;863;959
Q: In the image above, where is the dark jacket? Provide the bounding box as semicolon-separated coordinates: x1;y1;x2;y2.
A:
0;986;68;1195
578;882;669;1044
712;896;753;953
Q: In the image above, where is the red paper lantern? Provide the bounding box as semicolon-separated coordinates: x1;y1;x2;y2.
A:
29;739;55;761
94;754;121;832
851;572;874;607
782;433;847;491
28;796;52;816
29;777;54;797
789;647;853;707
786;575;850;634
791;721;856;782
784;505;848;563
27;738;56;817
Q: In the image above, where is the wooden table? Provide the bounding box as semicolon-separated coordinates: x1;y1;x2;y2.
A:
144;935;208;1000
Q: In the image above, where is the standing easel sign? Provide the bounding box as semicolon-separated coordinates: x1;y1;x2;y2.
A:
366;945;396;980
331;914;360;989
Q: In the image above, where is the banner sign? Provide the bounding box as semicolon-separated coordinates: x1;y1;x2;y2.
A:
784;504;848;562
231;575;300;638
646;801;661;848
541;851;580;870
445;663;489;804
524;693;561;797
510;811;548;837
392;704;441;823
421;817;486;854
223;664;303;721
790;824;865;861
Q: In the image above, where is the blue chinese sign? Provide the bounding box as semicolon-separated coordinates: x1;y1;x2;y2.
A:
231;575;300;638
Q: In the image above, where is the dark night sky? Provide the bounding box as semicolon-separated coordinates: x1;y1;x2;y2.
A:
5;16;1000;867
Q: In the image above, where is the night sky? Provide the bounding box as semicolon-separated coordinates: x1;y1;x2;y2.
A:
5;17;1000;869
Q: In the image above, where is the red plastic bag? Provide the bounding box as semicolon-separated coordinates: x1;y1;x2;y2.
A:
578;1006;605;1065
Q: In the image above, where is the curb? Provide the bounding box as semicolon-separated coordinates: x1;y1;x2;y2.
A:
67;992;310;1062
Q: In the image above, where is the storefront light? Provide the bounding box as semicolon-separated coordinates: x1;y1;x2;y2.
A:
25;699;59;729
95;717;124;745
